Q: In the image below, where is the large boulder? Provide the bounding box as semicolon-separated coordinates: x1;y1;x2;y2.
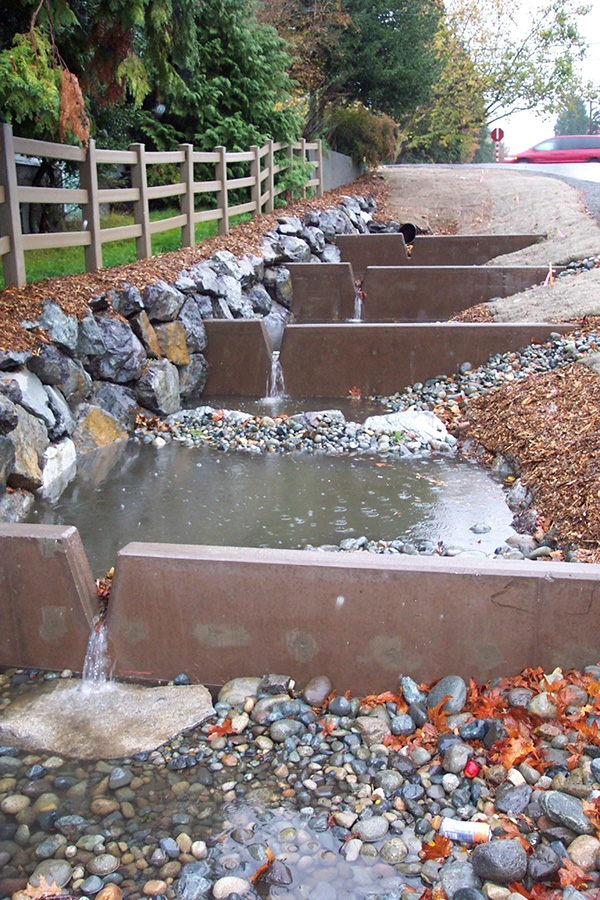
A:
38;438;77;502
90;382;139;432
135;360;180;415
246;285;272;316
7;371;56;430
28;345;75;385
44;386;76;439
37;300;78;354
178;354;209;400
0;394;18;435
277;235;311;263
211;250;240;279
57;358;93;405
263;267;293;309
72;405;129;456
85;316;147;384
77;315;107;358
188;263;221;296
109;283;144;319
155;322;190;366
142;280;186;322
177;299;207;353
6;405;49;491
0;435;16;493
129;310;162;358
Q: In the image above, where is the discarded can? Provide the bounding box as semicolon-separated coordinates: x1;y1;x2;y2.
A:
439;817;491;844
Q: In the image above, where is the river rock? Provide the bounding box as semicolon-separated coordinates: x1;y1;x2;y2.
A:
428;675;467;714
0;793;30;814
442;741;473;774
440;860;482;898
143;280;185;322
364;408;448;445
471;840;528;883
527;692;558;719
87;853;120;876
108;766;133;789
38;438;77;502
356;715;391;746
269;718;305;742
136;359;180;415
90;382;139;431
73;405;129;456
567;834;600;870
176;860;211;900
44;385;75;439
302;674;333;707
379;837;408;863
155;322;190;366
218;677;262;707
8;371;56;429
110;283;144;318
212;876;251;898
129;310;162;358
7;405;49;491
86;316;147;383
178;299;208;352
539;791;595;834
527;843;561;881
354;815;389;842
495;783;532;815
38;300;78;354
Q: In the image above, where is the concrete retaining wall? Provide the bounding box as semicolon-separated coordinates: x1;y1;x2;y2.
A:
203;320;273;397
0;524;96;672
289;263;357;322
317;148;364;192
279;323;572;398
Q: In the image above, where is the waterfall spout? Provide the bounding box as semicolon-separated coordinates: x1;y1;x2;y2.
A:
82;616;110;684
266;351;286;400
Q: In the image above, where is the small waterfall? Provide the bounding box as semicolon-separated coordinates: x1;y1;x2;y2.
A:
82;616;110;685
266;351;286;399
353;293;364;321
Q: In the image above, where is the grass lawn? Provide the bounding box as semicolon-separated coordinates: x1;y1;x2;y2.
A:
0;207;252;290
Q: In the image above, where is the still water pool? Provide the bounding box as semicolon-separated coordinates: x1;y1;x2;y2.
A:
26;438;515;577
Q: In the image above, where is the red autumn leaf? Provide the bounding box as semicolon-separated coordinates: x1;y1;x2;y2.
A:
383;733;408;752
249;845;275;884
508;883;532;899
496;735;538;770
321;718;336;737
558;857;591;889
497;818;532;852
360;690;406;710
419;833;452;861
207;718;235;740
428;696;450;731
530;886;561;900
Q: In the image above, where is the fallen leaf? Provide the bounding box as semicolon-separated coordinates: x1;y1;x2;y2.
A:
419;833;452;860
249;845;275;884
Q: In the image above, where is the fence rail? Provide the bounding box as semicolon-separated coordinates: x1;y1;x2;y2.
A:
0;124;323;288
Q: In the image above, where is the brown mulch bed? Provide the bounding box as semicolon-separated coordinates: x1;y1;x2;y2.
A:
0;175;390;354
450;303;494;323
464;361;600;562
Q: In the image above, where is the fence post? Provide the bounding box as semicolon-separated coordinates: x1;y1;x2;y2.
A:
316;139;324;197
265;140;275;214
250;145;261;218
0;124;26;288
130;142;151;259
80;138;102;272
180;143;195;248
215;146;229;236
301;138;307;199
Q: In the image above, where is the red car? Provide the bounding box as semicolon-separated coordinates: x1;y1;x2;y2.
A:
505;134;600;163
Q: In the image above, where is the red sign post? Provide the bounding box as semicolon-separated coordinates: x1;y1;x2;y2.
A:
490;127;504;162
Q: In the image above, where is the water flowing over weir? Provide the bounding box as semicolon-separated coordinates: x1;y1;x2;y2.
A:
266;350;286;399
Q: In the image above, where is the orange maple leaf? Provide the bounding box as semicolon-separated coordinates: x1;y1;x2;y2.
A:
428;696;450;731
508;883;532;899
249;846;275;884
321;718;336;737
360;690;406;710
22;877;68;900
558;857;591;889
207;718;235;740
419;833;452;861
497;818;532;852
496;735;538;770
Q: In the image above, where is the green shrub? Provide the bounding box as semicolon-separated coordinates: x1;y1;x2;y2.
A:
325;105;398;167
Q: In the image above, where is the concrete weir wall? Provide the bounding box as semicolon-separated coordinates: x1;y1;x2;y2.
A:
2;527;600;691
279;323;572;398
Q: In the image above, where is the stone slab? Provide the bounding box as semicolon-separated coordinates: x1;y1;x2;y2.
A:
288;263;357;322
0;524;96;671
203;319;273;397
278;323;573;398
108;543;600;693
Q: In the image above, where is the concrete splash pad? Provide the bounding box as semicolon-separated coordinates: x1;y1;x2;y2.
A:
0;680;214;759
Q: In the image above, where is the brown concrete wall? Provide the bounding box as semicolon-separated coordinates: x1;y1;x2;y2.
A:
279;323;572;398
362;266;554;322
410;234;544;266
203;320;273;398
108;543;600;693
337;234;409;279
288;263;357;322
0;524;96;672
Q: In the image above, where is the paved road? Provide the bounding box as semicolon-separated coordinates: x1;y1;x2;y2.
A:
489;162;600;223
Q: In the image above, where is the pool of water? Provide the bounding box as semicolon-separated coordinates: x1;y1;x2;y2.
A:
27;439;515;577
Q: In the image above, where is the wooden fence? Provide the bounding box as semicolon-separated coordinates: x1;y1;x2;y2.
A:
0;123;323;288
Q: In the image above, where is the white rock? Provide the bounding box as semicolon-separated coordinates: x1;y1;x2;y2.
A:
212;876;252;899
39;438;77;501
363;407;448;444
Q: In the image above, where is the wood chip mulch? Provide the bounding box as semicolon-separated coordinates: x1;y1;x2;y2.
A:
0;175;391;354
464;361;600;562
451;303;494;323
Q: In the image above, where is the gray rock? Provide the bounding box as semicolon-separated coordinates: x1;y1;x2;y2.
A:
427;675;467;715
216;275;246;316
217;677;262;707
0;486;34;520
30;859;73;888
269;718;305;742
0;376;23;404
27;345;74;385
6;405;48;491
189;263;221;296
210;250;240;279
87;853;120;876
354;815;389;842
38;438;77;501
8;371;55;429
277;235;311;263
110;283;144;318
246;284;272;315
44;385;75;439
375;769;404;794
80;875;104;895
442;741;473;774
391;713;416;736
143;280;186;322
86;316;147;384
379;837;408;864
57;357;92;404
0;349;32;371
77;315;106;358
539;790;595;835
178;354;209;401
527;843;561;881
440;860;482;899
263;266;293;309
176;860;212;900
527;692;558;719
320;244;341;263
452;890;486;900
328;696;352;717
471;840;528;883
302;226;326;254
495;782;532;815
90;382;139;431
302;674;333;708
35;834;67;859
0;394;18;435
108;766;133;789
277;216;303;235
38;300;78;354
356;715;391;746
136;359;180;415
401;676;427;704
178;299;208;352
